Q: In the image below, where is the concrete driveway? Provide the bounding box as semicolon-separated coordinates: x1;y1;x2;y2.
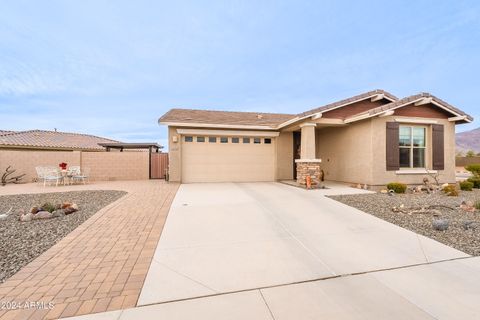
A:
138;182;468;305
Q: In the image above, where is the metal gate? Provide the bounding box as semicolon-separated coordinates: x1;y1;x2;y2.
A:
150;153;168;179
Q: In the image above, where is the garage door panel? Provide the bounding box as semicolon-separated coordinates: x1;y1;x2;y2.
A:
182;139;275;183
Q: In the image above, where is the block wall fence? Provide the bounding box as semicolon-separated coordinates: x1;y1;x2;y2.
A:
0;150;150;182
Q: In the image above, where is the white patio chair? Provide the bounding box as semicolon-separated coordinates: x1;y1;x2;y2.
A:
35;166;47;184
43;168;63;187
72;167;90;184
66;166;81;185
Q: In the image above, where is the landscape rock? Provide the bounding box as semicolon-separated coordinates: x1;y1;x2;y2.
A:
380;189;388;194
432;219;449;231
30;206;40;214
61;202;73;209
64;207;77;215
52;209;65;218
463;220;479;230
460;201;476;212
19;212;33;222
33;211;53;219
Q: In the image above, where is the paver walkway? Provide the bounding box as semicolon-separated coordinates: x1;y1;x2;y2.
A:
0;180;179;320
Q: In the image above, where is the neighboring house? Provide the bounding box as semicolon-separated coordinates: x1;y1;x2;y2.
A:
158;89;473;186
0;130;120;151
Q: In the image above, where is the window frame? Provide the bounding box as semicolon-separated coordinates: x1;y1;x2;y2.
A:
264;138;272;144
231;137;239;143
196;136;205;142
184;136;193;142
399;125;427;169
253;138;261;144
220;137;228;143
243;137;250;144
208;136;217;143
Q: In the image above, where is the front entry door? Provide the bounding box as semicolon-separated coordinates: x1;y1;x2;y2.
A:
293;131;301;179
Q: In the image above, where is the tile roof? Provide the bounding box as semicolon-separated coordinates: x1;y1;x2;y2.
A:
0;130;120;150
159;89;473;128
347;92;474;122
159;108;295;128
158;90;398;128
0;130;16;135
298;89;398;117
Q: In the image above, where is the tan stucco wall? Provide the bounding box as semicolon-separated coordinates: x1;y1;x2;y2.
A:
0;150;81;183
168;126;182;182
276;131;293;180
371;116;456;185
315;120;374;185
82;151;149;181
313;116;457;186
0;150;149;182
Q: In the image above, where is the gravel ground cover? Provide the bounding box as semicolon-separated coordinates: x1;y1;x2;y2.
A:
0;190;126;283
329;190;480;256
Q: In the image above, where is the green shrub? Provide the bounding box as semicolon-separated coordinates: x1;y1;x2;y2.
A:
465;164;480;177
460;181;474;191
468;177;480;189
41;202;56;213
475;201;480;210
387;182;407;194
443;185;459;197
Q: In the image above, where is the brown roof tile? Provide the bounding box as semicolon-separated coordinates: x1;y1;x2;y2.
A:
159;108;295;128
0;130;120;150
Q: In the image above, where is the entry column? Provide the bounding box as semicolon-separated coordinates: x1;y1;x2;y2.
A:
295;122;322;185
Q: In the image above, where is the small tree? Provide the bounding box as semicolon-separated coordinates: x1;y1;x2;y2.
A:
466;150;476;157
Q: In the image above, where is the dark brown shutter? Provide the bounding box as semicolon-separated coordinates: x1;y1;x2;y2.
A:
432;124;445;170
386;122;400;171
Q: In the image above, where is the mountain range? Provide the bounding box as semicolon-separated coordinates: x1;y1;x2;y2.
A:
456;127;480;154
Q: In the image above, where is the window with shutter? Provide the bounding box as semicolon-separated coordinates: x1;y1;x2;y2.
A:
386;122;400;171
432;124;445;170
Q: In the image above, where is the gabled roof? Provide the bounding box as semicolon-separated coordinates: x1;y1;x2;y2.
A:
159;108;295;129
0;130;120;151
297;89;398;117
345;92;474;123
158;89;473;129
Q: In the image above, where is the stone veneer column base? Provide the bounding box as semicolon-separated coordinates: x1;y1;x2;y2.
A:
295;159;322;186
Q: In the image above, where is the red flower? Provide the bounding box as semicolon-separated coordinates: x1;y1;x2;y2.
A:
59;162;67;169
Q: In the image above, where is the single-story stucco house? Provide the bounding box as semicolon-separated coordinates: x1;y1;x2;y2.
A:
159;89;473;186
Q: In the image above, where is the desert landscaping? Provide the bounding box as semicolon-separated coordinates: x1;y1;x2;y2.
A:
0;190;126;283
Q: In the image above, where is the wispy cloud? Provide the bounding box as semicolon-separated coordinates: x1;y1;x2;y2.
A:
0;0;478;144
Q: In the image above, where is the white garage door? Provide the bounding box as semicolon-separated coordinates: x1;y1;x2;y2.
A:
181;135;275;183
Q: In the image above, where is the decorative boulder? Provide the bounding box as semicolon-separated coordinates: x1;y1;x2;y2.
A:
463;221;478;230
64;206;77;215
61;202;73;209
52;209;65;218
432;219;449;231
380;189;388;194
460;201;476;212
30;206;40;214
19;212;33;222
33;211;53;219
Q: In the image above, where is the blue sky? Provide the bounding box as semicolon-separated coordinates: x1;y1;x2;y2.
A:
0;1;479;149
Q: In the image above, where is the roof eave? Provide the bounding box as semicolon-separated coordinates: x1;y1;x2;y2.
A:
159;121;279;131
